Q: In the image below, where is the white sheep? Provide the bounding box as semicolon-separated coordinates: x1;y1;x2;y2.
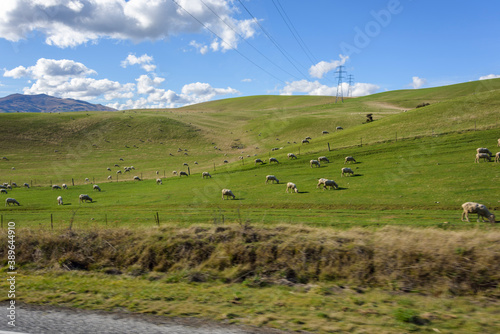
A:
341;167;354;177
475;153;491;163
172;171;178;176
286;182;298;193
107;175;112;180
156;170;159;175
317;178;328;188
183;163;189;166
133;176;141;181
93;184;101;191
85;178;90;183
318;156;330;163
301;139;310;144
156;178;162;185
322;130;329;135
269;157;279;164
11;182;17;187
57;196;63;205
62;184;68;189
265;175;279;184
202;172;212;179
107;167;111;171
179;171;188;177
254;159;264;165
222;188;236;200
5;198;20;206
223;160;229;164
79;194;93;203
52;185;61;190
287;153;297;159
0;189;7;194
344;156;356;164
477;147;493;156
495;152;500;163
310;160;320;168
336;126;343;130
305;136;312;140
461;202;496;223
23;183;30;189
323;179;339;190
116;170;122;174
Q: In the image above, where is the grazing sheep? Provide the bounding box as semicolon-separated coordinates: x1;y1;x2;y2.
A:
183;163;189;166
172;171;178;176
156;171;159;175
79;194;93;203
310;160;320;168
0;189;7;194
286;182;298;193
222;188;236;200
254;159;264;165
477;147;493;156
133;176;141;181
322;130;329;135
323;179;339;190
223;160;229;164
6;185;11;190
475;153;491;163
305;136;312;140
495;152;500;163
5;198;20;206
107;167;111;171
344;156;356;164
302;139;310;144
93;184;101;191
202;172;212;179
336;126;343;130
107;175;112;180
269;157;279;164
265;175;279;184
287;153;297;159
62;184;68;189
156;178;162;185
11;182;17;187
85;178;90;183
341;167;354;177
52;185;61;190
461;202;496;223
317;178;328;188
318;156;330;163
116;170;122;174
179;171;188;177
57;196;63;205
23;183;30;189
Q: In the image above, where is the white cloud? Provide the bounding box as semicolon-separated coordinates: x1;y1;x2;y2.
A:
479;74;500;80
241;78;252;82
309;55;349;79
121;54;156;72
0;0;258;50
409;76;426;89
280;80;379;97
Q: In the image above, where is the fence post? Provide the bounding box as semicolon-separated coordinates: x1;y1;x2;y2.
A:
51;214;53;230
187;167;190;176
72;178;74;186
327;143;330;151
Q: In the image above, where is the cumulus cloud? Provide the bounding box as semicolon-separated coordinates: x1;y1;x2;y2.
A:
280;80;379;97
309;55;349;79
479;74;500;80
409;76;427;89
0;0;257;50
121;54;156;72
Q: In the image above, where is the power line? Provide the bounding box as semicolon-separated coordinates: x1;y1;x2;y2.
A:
347;74;354;98
335;65;345;103
171;0;287;84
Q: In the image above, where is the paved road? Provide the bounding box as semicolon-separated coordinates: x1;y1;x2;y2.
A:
0;304;292;334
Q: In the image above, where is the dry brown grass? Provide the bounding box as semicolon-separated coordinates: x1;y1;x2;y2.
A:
3;224;500;295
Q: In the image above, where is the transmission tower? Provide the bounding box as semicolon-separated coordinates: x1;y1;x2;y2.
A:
335;66;345;103
347;74;354;98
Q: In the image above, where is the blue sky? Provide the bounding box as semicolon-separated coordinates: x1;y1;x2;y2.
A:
0;0;499;109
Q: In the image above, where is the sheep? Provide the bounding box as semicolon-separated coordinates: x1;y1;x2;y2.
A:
341;167;354;177
52;185;62;190
461;202;496;224
5;198;20;206
336;126;343;130
475;153;491;163
114;164;120;167
269;157;279;164
202;172;212;179
11;182;17;187
62;184;68;189
322;130;329;135
223;160;229;164
254;159;264;165
496;152;500;163
107;175;112;180
183;163;189;166
156;171;159;175
133;176;142;181
287;153;297;159
116;170;122;174
323;179;339;190
6;185;11;190
172;171;178;176
305;136;312;140
318;156;330;163
286;182;298;193
301;139;310;144
23;183;30;189
79;194;93;203
85;178;90;183
477;147;493;156
179;171;188;177
317;178;328;188
156;178;162;185
0;189;7;194
222;188;236;200
93;184;101;191
265;175;279;184
344;156;356;164
57;196;63;205
107;167;111;171
310;160;320;168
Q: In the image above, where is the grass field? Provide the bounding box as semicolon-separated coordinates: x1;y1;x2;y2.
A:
1;79;500;333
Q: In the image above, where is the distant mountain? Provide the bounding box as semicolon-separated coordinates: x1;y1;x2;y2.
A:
0;94;116;113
